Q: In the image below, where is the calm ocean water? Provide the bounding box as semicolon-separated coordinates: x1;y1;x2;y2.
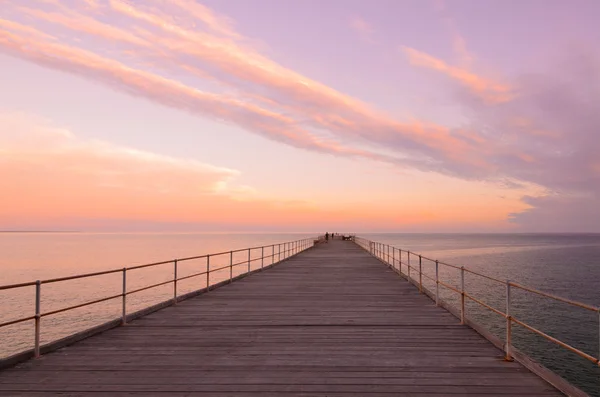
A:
1;232;599;395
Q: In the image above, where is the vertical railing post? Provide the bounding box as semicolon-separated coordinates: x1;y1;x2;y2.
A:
121;268;127;325
392;248;396;270
278;244;281;262
407;252;411;283
229;251;233;282
419;256;423;293
173;260;178;305
387;245;390;265
505;281;512;361
261;246;264;269
460;266;465;324
398;249;402;275
435;260;439;306
34;280;41;358
272;244;275;264
247;248;251;272
206;255;210;291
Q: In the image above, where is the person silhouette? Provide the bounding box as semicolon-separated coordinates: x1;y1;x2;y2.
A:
325;232;329;242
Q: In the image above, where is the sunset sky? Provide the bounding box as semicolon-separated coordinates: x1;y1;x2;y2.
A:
1;0;599;232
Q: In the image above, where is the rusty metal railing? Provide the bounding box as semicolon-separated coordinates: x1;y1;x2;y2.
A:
354;237;600;367
0;237;316;359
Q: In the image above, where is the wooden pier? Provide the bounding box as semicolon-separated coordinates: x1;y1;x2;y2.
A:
0;240;564;396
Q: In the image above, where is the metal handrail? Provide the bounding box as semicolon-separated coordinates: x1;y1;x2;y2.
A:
354;236;600;367
0;237;316;359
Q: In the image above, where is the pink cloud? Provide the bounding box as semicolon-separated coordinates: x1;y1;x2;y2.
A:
4;0;598;233
0;11;484;176
402;46;513;104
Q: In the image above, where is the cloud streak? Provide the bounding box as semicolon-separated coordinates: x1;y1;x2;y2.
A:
0;0;500;179
1;0;598;230
402;46;513;104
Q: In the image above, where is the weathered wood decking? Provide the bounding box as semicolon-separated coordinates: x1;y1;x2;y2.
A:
0;240;563;396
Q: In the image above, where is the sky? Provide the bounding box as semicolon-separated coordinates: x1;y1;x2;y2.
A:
0;0;599;233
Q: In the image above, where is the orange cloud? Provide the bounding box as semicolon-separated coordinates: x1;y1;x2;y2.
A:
0;2;505;181
402;46;513;104
0;112;332;229
0;112;528;232
167;0;241;39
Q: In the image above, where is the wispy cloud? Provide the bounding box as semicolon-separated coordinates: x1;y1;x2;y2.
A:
349;16;377;44
432;0;474;68
0;2;496;179
0;111;330;230
2;0;598;230
402;46;513;104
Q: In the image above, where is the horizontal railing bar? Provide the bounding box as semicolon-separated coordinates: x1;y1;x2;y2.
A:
359;236;600;379
511;317;599;364
42;293;122;318
0;315;36;329
126;260;175;271
1;238;313;290
436;260;461;270
509;282;598;311
418;255;438;263
174;270;206;282
209;264;231;273
421;273;436;282
42;268;122;284
438;280;461;294
361;238;600;311
464;292;507;318
232;260;250;267
0;281;38;291
176;254;208;262
0;237;314;363
463;268;506;284
127;279;173;295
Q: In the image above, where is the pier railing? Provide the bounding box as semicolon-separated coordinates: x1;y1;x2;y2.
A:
354;237;600;370
0;237;316;361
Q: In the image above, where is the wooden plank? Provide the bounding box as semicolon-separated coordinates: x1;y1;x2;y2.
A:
0;240;566;396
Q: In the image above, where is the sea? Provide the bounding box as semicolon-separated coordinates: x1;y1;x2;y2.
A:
1;232;599;395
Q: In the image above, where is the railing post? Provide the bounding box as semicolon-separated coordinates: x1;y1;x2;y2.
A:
460;266;465;324
505;280;512;361
229;251;233;282
173;260;178;305
272;244;275;264
206;255;210;291
247;248;251;272
278;244;281;262
34;280;41;358
261;246;264;269
392;248;396;270
398;249;402;274
407;251;411;283
121;268;127;325
387;245;390;265
435;260;439;306
419;255;422;293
